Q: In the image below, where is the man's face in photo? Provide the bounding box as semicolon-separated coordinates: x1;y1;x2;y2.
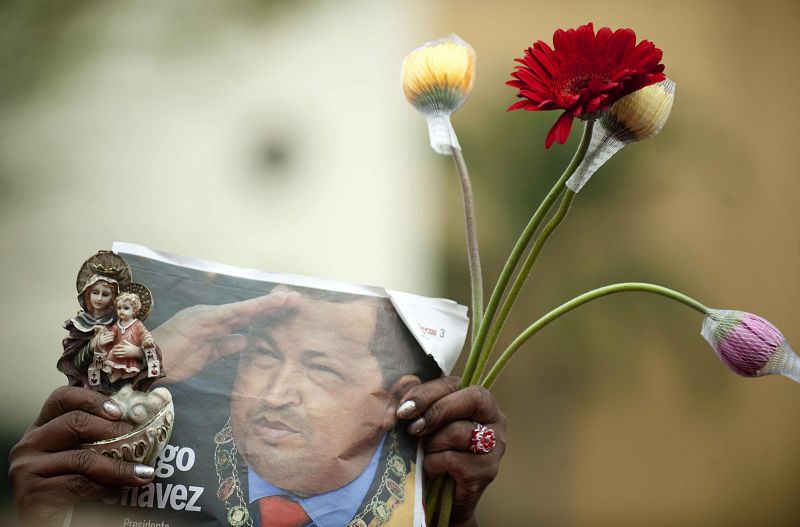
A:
231;294;395;496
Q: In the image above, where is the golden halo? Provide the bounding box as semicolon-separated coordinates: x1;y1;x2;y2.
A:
121;282;154;321
76;251;133;294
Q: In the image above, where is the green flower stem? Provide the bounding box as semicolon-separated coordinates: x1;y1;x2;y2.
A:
470;188;576;385
460;120;595;388
436;477;456;527
425;474;445;525
482;282;710;389
452;147;484;344
432;141;484;527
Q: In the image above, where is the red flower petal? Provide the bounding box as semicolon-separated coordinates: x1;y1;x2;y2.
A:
507;22;666;148
608;28;636;63
506;99;531;112
545;111;574;149
595;26;613;48
532;45;558;76
515;68;548;93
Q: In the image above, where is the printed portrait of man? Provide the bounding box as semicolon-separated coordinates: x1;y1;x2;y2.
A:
214;286;441;527
66;251;452;527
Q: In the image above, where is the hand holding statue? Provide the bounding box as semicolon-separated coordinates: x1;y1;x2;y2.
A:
11;288;301;525
8;387;156;527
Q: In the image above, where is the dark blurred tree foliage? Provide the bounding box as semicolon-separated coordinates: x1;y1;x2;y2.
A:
0;0;115;104
0;0;304;106
0;0;312;212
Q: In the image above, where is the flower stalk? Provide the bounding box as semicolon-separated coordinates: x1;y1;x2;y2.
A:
471;187;576;384
482;282;710;388
452;147;484;341
461;120;594;387
424;475;444;525
436;478;455;527
403;25;712;527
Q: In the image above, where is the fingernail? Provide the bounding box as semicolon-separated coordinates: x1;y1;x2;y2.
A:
396;400;416;419
134;465;155;479
407;417;425;435
103;400;122;418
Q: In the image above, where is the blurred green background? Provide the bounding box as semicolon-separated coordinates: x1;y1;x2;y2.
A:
2;1;799;525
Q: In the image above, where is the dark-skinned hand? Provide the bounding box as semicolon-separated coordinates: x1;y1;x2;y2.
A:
8;387;156;527
396;376;507;527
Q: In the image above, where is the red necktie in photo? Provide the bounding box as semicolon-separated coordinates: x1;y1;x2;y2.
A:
258;495;312;527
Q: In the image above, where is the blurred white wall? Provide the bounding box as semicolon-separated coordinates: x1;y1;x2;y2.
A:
0;0;446;428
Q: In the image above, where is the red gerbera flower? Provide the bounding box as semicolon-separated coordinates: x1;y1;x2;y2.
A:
507;22;665;148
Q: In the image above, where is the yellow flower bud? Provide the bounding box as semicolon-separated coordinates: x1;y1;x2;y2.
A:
402;34;476;154
402;34;475;111
566;78;675;192
608;78;675;141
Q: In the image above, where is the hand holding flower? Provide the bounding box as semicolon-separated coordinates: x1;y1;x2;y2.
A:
405;22;795;526
396;377;506;527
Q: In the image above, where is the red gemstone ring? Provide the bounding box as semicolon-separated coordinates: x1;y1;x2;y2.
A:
470;422;496;454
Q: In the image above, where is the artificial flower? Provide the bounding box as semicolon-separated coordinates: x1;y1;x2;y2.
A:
701;309;799;382
566;78;675;192
507;22;665;148
402;34;476;154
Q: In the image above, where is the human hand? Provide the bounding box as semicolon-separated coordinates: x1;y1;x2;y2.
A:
151;291;298;384
396;376;506;527
93;328;113;348
111;340;143;359
8;387;157;527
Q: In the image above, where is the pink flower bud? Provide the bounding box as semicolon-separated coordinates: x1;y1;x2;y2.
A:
701;309;799;383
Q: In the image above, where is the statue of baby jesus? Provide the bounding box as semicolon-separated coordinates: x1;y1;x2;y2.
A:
59;251;172;466
98;292;156;383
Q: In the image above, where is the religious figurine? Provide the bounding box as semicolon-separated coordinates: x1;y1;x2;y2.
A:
58;251;173;466
101;292;156;383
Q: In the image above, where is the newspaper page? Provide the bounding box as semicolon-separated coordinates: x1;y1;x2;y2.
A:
67;242;468;527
